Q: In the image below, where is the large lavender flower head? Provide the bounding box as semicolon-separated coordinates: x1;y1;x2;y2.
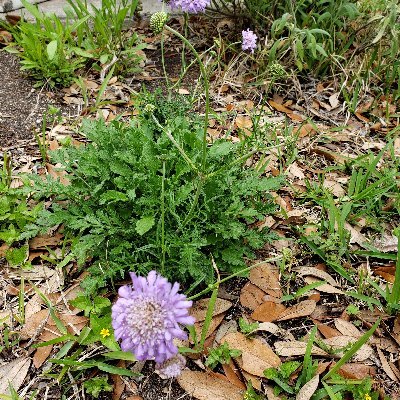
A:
167;0;210;13
112;271;195;363
242;28;258;53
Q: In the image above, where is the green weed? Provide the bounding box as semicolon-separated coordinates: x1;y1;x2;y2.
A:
0;153;41;267
205;342;241;369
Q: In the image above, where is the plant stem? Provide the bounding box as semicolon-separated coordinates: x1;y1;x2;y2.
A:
389;227;400;308
179;178;204;230
181;12;188;73
205;144;283;179
152;115;199;173
160;30;170;97
161;160;166;274
165;24;210;173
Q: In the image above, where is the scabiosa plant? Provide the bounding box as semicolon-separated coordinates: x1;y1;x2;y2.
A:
155;354;186;379
167;0;210;13
242;28;258;53
112;271;195;363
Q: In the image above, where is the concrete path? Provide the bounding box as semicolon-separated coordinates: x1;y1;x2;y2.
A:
0;0;166;19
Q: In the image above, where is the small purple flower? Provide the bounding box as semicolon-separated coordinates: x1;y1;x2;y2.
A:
155;354;186;379
168;0;210;13
242;29;258;53
112;271;195;363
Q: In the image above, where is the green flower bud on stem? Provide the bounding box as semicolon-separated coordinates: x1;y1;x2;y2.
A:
150;12;168;34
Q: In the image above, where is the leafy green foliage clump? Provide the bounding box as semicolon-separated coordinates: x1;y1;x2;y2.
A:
4;0;143;86
205;342;241;369
83;377;113;398
0;155;41;267
30;94;282;292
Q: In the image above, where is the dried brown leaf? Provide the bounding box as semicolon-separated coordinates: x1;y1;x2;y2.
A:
33;344;53;368
323;336;373;361
337;363;376;380
177;370;243;400
256;322;296;341
223;332;281;376
0;357;31;395
265;384;283;399
323;180;345;197
344;222;367;246
314;321;341;339
20;309;49;340
377;348;399;382
334;319;362;338
191;298;232;322
194;313;225;341
249;263;282;298
287;162;305;180
296;374;319;400
274;341;328;357
222;362;246;390
215;320;237;345
29;232;64;250
276;300;316;321
303;277;344;295
296;267;338;286
240;282;267;310
251;302;286;322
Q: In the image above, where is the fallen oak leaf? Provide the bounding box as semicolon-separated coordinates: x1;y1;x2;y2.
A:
177;370;244;400
251;301;286;322
240;282;267;311
334;319;362;338
322;336;373;361
376;348;399;382
249;263;282;298
296;374;319;400
0;357;31;395
336;363;376;380
303;277;344;295
276;300;316;321
222;332;281;376
190;298;232;322
274;341;329;357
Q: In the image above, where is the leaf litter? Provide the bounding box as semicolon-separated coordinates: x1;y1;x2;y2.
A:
1;17;400;400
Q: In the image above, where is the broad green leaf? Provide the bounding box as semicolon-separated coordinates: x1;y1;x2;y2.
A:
135;216;155;236
99;190;129;205
47;40;58;61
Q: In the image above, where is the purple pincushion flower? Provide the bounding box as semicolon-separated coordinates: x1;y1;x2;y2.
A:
155;354;186;379
112;271;195;363
242;29;258;53
167;0;210;13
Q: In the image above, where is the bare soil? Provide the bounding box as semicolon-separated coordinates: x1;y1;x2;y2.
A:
0;51;76;150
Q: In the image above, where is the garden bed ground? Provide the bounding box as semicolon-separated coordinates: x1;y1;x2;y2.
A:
1;13;400;400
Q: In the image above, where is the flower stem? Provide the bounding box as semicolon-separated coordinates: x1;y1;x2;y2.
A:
161;160;166;274
161;31;170;97
165;24;210;174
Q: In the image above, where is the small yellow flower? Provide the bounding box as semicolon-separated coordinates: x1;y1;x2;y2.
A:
100;328;111;338
365;394;372;400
